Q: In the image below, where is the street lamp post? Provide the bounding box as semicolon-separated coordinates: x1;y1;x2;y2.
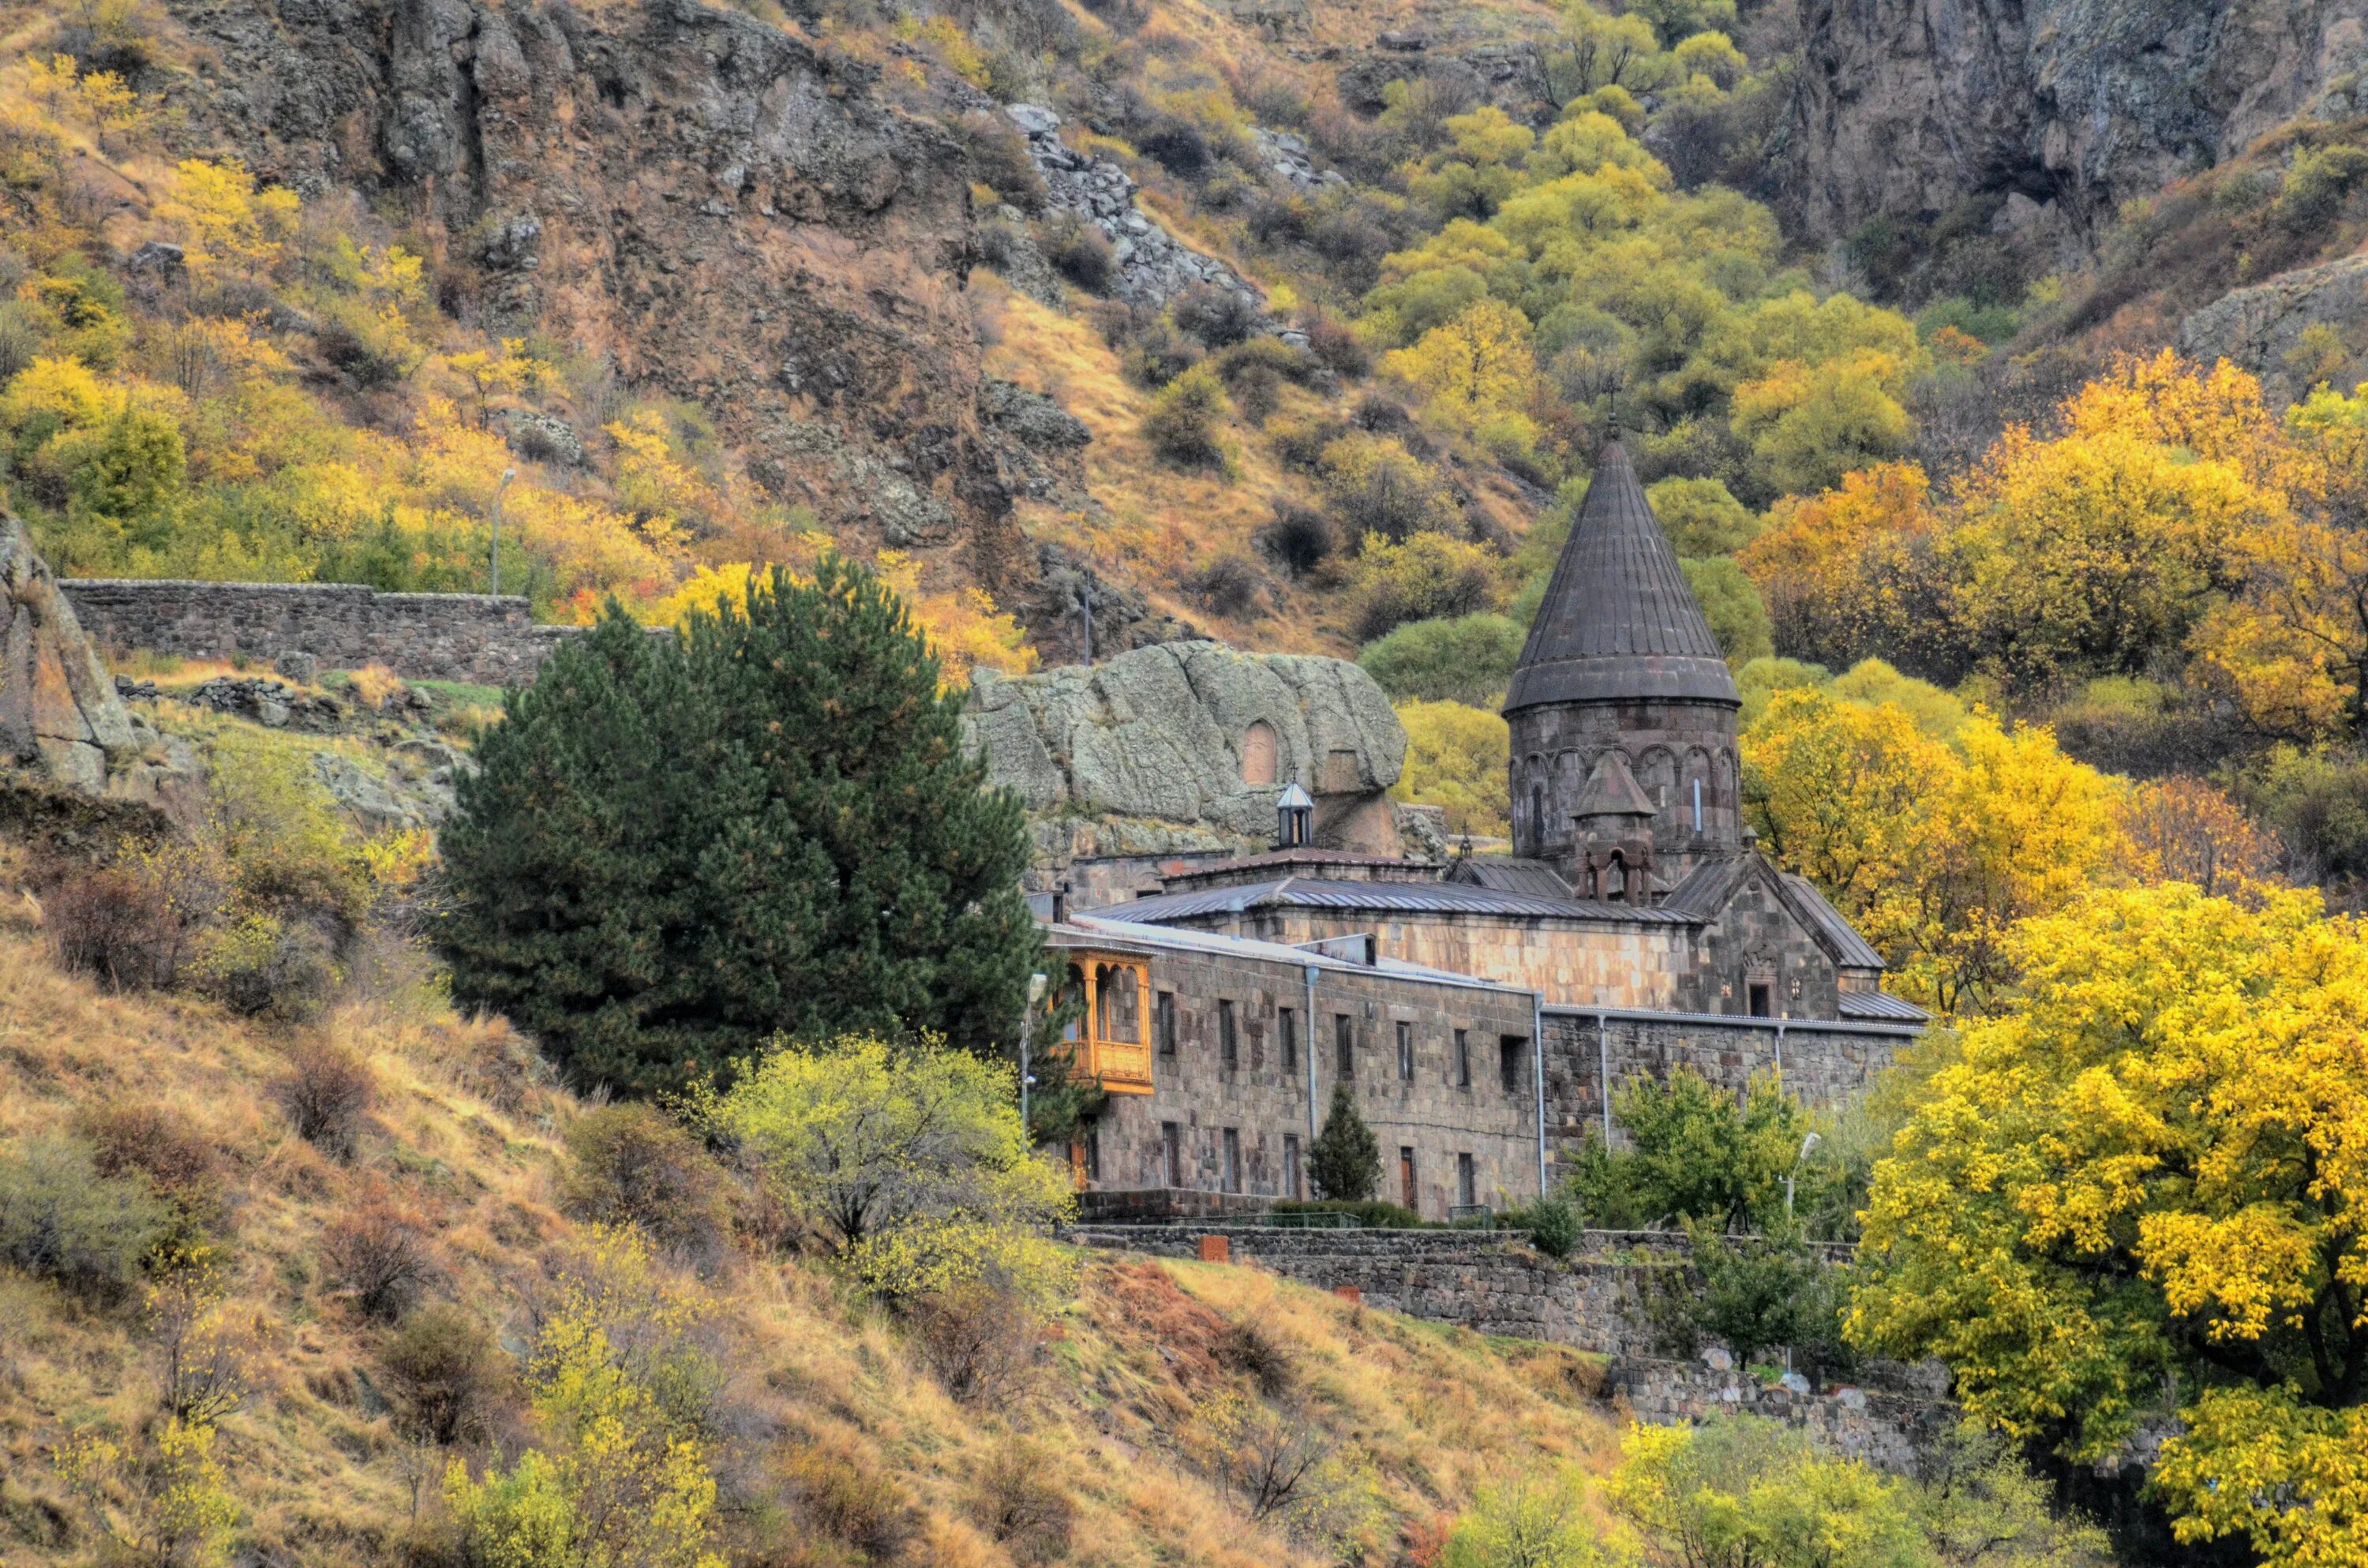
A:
1021;971;1047;1136
490;467;516;597
1784;1131;1823;1220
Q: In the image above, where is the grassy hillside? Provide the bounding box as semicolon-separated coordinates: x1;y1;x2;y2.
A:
0;900;1617;1568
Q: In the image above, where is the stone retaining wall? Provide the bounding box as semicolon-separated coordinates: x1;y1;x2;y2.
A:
1068;1223;1950;1471
61;579;585;687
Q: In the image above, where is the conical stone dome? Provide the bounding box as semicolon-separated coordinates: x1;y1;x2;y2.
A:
1504;441;1740;713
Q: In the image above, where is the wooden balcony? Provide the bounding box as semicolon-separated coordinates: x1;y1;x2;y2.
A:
1066;952;1155;1095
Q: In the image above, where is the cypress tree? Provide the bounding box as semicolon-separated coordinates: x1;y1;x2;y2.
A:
437;558;1038;1097
1308;1083;1382;1203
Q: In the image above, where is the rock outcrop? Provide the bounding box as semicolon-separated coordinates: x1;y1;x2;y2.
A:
963;642;1410;881
2179;252;2368;403
1;517;193;814
1791;0;2368;248
166;0;1008;559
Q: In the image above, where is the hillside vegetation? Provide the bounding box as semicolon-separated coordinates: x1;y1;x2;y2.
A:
0;905;1624;1568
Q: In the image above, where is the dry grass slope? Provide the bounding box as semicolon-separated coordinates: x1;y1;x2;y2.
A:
0;924;1616;1568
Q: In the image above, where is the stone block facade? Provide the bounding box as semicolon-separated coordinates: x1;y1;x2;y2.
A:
1543;1007;1906;1152
1073;933;1544;1218
61;579;586;687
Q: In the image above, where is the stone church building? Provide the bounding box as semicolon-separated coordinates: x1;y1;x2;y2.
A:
1003;442;1925;1218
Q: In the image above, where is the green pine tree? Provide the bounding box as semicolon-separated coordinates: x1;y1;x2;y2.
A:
1308;1083;1382;1202
436;558;1039;1097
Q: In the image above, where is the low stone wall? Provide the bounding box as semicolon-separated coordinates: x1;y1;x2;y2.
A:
1610;1360;1950;1473
1068;1223;1950;1471
61;579;585;687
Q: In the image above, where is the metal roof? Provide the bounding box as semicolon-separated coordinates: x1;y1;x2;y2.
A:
1052;915;1531;995
1838;989;1930;1022
1114;876;1699;925
1781;874;1889;971
1504;440;1741;713
1446;856;1576;900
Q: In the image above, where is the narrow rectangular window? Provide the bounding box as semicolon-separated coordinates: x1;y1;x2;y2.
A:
1156;991;1177;1056
1283;1134;1302;1199
1748;982;1773;1018
1457;1152;1476;1209
1500;1035;1526;1095
1336;1014;1354;1079
1162;1121;1182;1188
1086;1128;1103;1181
1396;1020;1414;1081
1219;999;1238;1068
1278;1007;1297;1074
1399;1146;1418;1212
1223;1128;1242;1193
1454;1028;1471;1088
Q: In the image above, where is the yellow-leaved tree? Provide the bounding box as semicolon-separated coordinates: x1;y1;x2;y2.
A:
1744;689;2126;1013
1392;699;1511;837
706;1034;1073;1303
444;1227;728;1568
1849;885;2368;1568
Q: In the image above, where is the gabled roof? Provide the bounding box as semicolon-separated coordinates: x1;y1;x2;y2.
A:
1445;855;1576;900
1504;440;1740;713
1115;875;1698;924
1779;874;1888;971
1572;750;1658;820
1662;855;1891;973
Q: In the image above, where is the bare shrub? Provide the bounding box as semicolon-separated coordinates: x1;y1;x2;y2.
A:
276;1037;376;1160
77;1102;225;1232
558;1104;733;1270
954;110;1047;212
1305;314;1372;380
323;1201;437;1321
783;1439;921;1560
43;865;182;990
1038;215;1115;293
1172;283;1259;350
1186;554;1268;619
1185;1392;1340;1524
967;1441;1075;1565
906;1277;1040;1406
1215;1320;1296;1400
1257;503;1335;579
381;1302;511;1445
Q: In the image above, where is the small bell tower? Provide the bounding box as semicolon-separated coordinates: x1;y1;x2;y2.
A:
1568;751;1658;904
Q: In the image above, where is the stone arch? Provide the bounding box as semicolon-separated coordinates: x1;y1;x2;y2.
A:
1240;720;1279;786
1682;747;1713;833
1637;746;1677;814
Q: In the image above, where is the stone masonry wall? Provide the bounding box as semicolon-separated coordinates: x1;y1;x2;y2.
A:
1543;1009;1904;1159
1066;1225;1949;1471
62;580;584;687
1085;943;1541;1219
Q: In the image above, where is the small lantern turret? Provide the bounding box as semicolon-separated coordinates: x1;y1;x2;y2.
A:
1276;782;1313;849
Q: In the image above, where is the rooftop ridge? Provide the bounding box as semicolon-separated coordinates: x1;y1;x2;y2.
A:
1503;440;1740;713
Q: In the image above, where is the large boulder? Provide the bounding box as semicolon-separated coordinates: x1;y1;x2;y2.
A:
964;642;1409;872
0;515;194;815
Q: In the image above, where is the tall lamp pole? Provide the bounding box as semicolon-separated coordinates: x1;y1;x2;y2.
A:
490;467;516;597
1021;971;1048;1136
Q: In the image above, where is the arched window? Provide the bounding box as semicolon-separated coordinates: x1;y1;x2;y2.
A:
1095;963;1141;1043
1241;720;1279;786
1603;851;1628;904
1529;783;1545;838
1063;964;1086;1042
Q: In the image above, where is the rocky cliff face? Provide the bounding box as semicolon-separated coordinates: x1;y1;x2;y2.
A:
1792;0;2368;249
167;0;1013;557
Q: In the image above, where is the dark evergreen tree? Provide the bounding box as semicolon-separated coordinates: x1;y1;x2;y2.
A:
437;559;1039;1097
1307;1083;1381;1202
